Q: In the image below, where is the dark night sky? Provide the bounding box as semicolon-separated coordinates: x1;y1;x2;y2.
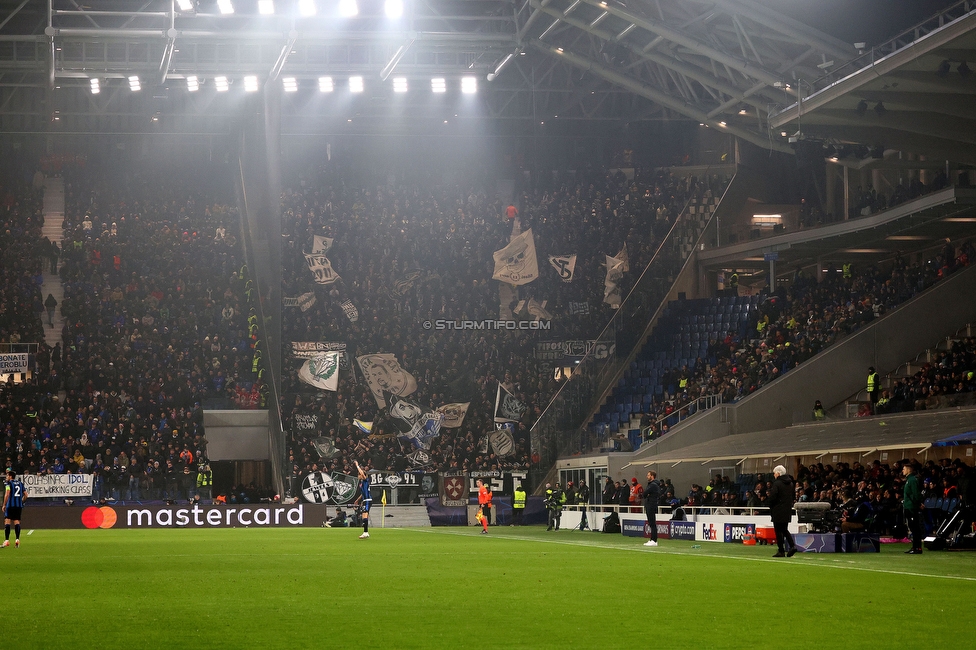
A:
762;0;961;45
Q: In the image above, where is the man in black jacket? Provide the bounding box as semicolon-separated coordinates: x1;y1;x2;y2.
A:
642;471;661;547
768;465;797;557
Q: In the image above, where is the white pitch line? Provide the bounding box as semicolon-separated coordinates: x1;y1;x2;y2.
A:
412;528;976;583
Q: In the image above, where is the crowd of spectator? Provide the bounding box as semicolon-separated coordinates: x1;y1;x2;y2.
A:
0;179;46;347
875;337;976;414
641;238;975;439
0;163;273;503
849;169;949;219
790;458;974;536
281;164;726;485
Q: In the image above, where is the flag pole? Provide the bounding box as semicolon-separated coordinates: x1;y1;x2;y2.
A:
382;489;387;527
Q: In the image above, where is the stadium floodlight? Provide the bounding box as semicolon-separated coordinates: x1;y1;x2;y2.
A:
299;0;316;16
244;75;259;92
461;76;477;94
349;76;364;93
392;77;408;93
89;78;100;94
318;76;334;92
128;75;141;92
384;0;403;19
217;0;234;15
258;0;274;15
176;0;194;11
215;75;229;92
431;77;446;93
338;0;358;17
186;75;199;92
283;77;298;92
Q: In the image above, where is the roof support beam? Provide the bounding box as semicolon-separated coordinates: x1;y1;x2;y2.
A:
529;39;792;153
577;0;784;87
526;0;772;115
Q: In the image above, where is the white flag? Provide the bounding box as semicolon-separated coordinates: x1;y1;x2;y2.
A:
311;235;334;255
357;354;418;407
283;292;317;312
492;228;539;286
340;299;358;322
615;243;630;272
548;255;577;282
298;352;341;391
304;254;340;285
604;255;625;309
436;402;470;428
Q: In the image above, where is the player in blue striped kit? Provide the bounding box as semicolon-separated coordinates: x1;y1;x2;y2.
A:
3;469;27;548
354;461;371;539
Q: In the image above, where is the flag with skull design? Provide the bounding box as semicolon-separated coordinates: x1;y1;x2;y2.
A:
492;228;539;286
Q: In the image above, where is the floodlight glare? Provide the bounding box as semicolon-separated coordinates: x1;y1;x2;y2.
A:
186;75;199;92
431;77;446;93
319;76;334;92
461;76;477;94
349;76;364;93
258;0;274;14
244;76;259;92
217;0;234;14
176;0;194;11
283;77;298;92
128;75;141;92
90;78;100;94
215;76;229;92
338;0;358;17
393;77;408;93
385;0;403;19
299;0;316;16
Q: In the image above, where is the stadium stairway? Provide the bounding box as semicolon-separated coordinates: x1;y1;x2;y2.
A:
369;505;431;528
40;176;65;349
591;294;758;447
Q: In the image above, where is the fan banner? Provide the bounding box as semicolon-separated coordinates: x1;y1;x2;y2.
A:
304;253;340;285
494;383;527;423
356;354;418;407
548;254;577;282
436;402;470;428
604;255;625;309
310;235;334;255
298;352;340;391
387;393;444;450
492;228;539;286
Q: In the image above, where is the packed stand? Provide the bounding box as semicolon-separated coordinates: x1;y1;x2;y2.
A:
281;165;727;482
633;240;974;440
0;165;263;503
876;336;976;414
0;179;46;348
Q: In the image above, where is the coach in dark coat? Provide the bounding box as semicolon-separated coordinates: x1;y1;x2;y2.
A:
767;465;797;557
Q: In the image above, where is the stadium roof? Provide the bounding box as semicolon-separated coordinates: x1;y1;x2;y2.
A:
0;0;966;145
624;407;976;468
769;2;976;165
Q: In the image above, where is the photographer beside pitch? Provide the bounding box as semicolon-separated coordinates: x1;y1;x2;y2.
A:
3;469;27;548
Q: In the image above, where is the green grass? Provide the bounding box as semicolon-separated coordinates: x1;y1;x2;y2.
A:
2;526;973;648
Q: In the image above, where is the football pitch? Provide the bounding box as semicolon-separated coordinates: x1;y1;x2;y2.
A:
3;525;973;648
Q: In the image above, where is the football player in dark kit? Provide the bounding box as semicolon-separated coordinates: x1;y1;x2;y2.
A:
3;469;27;548
354;461;371;539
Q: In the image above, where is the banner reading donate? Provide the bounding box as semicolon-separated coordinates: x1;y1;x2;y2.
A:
0;353;29;372
22;474;93;497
